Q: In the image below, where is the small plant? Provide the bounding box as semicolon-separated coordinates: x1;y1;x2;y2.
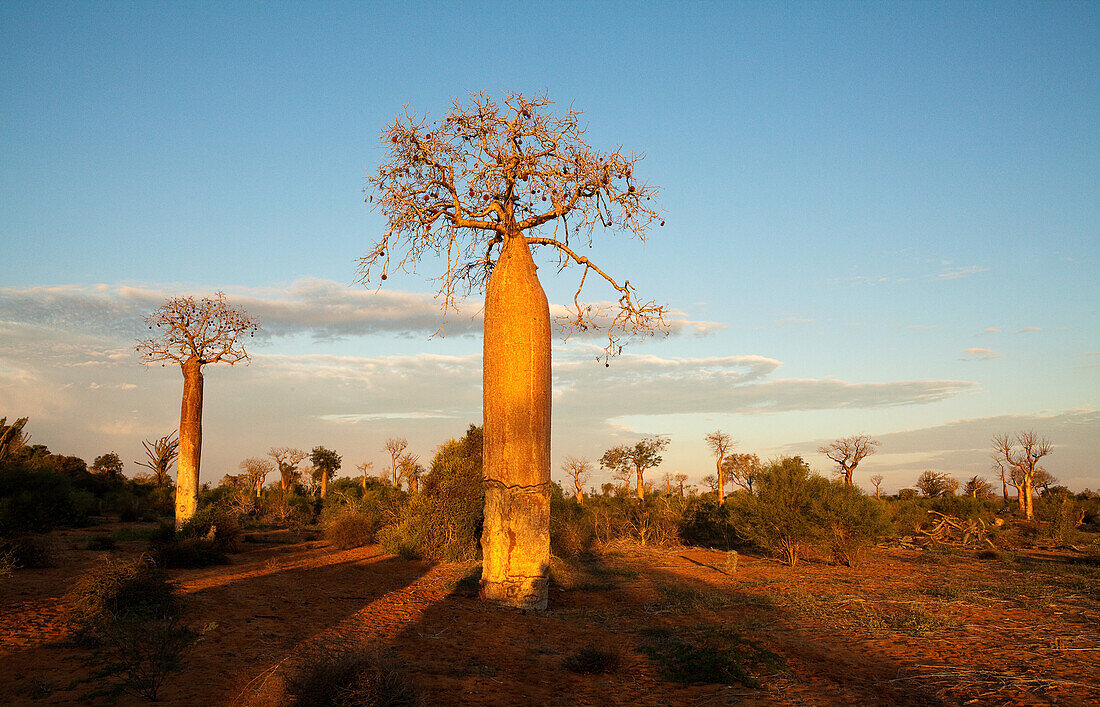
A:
67;556;178;644
724;550;739;573
639;625;783;687
562;645;620;674
84;615;204;702
0;534;60;568
324;511;375;549
284;644;424;707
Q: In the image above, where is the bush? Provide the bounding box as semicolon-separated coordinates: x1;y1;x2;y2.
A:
820;483;890;567
0;534;60;568
285;645;424;707
0;463;91;533
561;645;620;674
379;425;482;561
152;537;228;568
325;512;375;549
67;556;179;644
550;492;596;558
729;457;828;566
177;505;243;553
679;498;738;549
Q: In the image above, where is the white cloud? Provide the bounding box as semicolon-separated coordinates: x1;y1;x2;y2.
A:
937;265;989;280
1016;326;1041;333
962;347;1000;361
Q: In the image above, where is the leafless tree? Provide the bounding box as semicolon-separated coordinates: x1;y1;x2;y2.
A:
704;431;734;505
239;457;275;498
674;473;688;497
992;431;1053;520
136;292;258;527
963;475;995;499
562;456;592;503
268;447;307;490
819;435;880;488
360;92;666;610
356;460;375;491
701;474;719;494
134;431;179;487
383;437;408;487
397;452;422;493
915;470;959;498
723;453;761;494
869;473;885;500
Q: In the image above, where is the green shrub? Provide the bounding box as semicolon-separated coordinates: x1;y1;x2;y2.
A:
821;483;890;567
152;537;228;568
285;644;424;707
729;457;829;566
177;505;242;552
639;625;783;687
561;645;620;674
679;498;739;549
550;492;597;557
379;425;483;561
67;556;179;644
325;512;375;549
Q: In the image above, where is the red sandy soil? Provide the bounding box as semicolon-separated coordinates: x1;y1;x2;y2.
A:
2;523;1098;705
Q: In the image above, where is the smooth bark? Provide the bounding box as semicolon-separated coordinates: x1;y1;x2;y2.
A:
174;359;203;527
480;236;552;610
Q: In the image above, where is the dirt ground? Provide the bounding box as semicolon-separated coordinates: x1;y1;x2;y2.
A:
2;523;1098;705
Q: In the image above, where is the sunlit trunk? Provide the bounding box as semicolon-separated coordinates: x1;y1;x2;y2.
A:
174;359;203;528
717;458;725;506
480;235;551;610
321;471;328;499
844;469;853;488
573;478;583;504
635;467;644;500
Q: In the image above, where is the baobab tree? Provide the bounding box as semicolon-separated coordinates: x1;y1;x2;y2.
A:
600;436;669;501
356;460;375;491
819;435;880;488
383;437;408;487
360;92;666;609
268;447;307;490
398;452;423;493
310;446;342;499
992;431;1053;520
869;473;885;500
674;472;688;497
0;417;29;462
963;475;995;499
704;431;734;505
135;431;179;487
562;456;592;503
239;456;275;498
136;292;258;527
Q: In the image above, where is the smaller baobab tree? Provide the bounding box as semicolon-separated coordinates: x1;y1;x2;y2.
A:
240;457;275;498
269;447;307;490
963;475;995;499
137;292;258;527
135;431;180;487
383;437;408;487
398;452;423;493
561;456;592;503
992;431;1053;520
704;431;734;505
310;446;342;499
869;473;885;500
674;473;688;497
819;435;880;488
600;436;669;501
356;460;375;491
915;471;958;498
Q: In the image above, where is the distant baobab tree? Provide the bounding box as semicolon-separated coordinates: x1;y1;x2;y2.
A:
963;475;995;499
674;473;688;497
383;437;408;487
561;456;592;503
135;431;179;487
398;452;423;493
239;456;275;498
309;446;342;499
704;431;734;505
269;447;307;490
819;435;880;488
136;292;258;527
360;91;666;609
869;473;884;500
600;436;669;501
356;460;374;491
991;431;1053;520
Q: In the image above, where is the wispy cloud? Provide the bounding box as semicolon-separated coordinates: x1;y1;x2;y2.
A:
1016;326;1041;333
937;265;989;280
962;347;1000;361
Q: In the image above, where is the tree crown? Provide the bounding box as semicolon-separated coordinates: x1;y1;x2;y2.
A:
359;91;668;360
136;292;258;367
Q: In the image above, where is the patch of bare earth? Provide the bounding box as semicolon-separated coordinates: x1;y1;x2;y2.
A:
2;526;1098;705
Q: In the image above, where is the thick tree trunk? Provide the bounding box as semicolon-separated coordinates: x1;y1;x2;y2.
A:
573;478;583;504
174;359;203;528
717;459;725;506
480;236;552;610
1024;476;1034;520
636;466;645;500
844;469;853;488
321;471;328;499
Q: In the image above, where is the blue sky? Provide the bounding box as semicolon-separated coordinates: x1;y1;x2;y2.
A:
1;2;1097;492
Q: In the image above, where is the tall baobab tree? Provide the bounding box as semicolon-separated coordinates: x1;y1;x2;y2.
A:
356;460;375;491
562;456;592;503
600;436;669;501
383;437;408;488
992;431;1053;520
136;293;258;527
360;92;666;609
310;446;342;500
704;431;734;505
819;435;880;488
135;431;180;487
398;452;423;493
869;473;885;500
269;447;307;490
674;472;688;497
